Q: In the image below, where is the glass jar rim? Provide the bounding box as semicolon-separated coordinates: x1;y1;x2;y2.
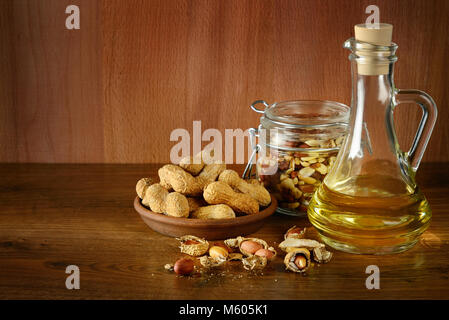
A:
262;100;350;128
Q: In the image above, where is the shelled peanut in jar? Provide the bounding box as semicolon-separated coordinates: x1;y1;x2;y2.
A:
248;100;349;216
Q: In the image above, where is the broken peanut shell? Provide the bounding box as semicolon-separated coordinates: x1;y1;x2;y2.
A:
177;235;209;257
279;238;324;252
228;253;243;261
312;246;333;263
164;263;174;271
224;238;239;248
284;226;306;240
242;255;268;271
236;236;269;257
198;255;226;268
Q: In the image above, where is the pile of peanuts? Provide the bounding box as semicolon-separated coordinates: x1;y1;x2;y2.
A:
258;137;344;213
136;150;271;219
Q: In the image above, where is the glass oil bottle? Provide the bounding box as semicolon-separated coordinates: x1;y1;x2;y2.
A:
307;24;438;254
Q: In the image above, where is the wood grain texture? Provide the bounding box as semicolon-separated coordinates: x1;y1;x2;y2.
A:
0;0;16;161
3;0;104;162
0;163;448;299
1;0;448;163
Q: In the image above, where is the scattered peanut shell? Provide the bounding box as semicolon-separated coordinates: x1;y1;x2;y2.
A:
199;255;226;268
228;253;243;261
279;238;324;252
242;255;267;271
284;248;310;273
284;226;306;240
178;235;209;257
312;246;333;263
224;238;239;248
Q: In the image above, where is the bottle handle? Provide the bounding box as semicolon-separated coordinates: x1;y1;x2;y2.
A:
394;89;438;171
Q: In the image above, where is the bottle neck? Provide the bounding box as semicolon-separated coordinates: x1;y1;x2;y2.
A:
350;60;395;112
347;58;398;162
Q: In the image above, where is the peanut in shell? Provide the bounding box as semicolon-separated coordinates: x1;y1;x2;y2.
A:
230;236;269;257
136;178;154;199
284;248;311;273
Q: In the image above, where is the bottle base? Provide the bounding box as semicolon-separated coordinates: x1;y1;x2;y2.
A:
309;206;431;255
308;183;432;255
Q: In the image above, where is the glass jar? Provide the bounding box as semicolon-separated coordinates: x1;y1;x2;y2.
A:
245;100;350;216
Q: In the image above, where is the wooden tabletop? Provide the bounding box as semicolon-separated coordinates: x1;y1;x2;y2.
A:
1;163;448;300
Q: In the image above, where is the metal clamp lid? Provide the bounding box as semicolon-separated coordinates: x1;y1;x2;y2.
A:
250;100;269;114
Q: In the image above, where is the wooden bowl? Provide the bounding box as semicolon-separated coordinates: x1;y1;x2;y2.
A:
134;195;277;240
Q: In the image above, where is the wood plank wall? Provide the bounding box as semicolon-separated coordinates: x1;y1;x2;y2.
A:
1;0;448;163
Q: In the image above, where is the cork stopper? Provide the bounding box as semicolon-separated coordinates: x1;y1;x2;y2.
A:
354;23;393;75
355;23;393;46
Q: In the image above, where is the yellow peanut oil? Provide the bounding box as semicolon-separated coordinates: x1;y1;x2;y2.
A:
308;174;432;254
